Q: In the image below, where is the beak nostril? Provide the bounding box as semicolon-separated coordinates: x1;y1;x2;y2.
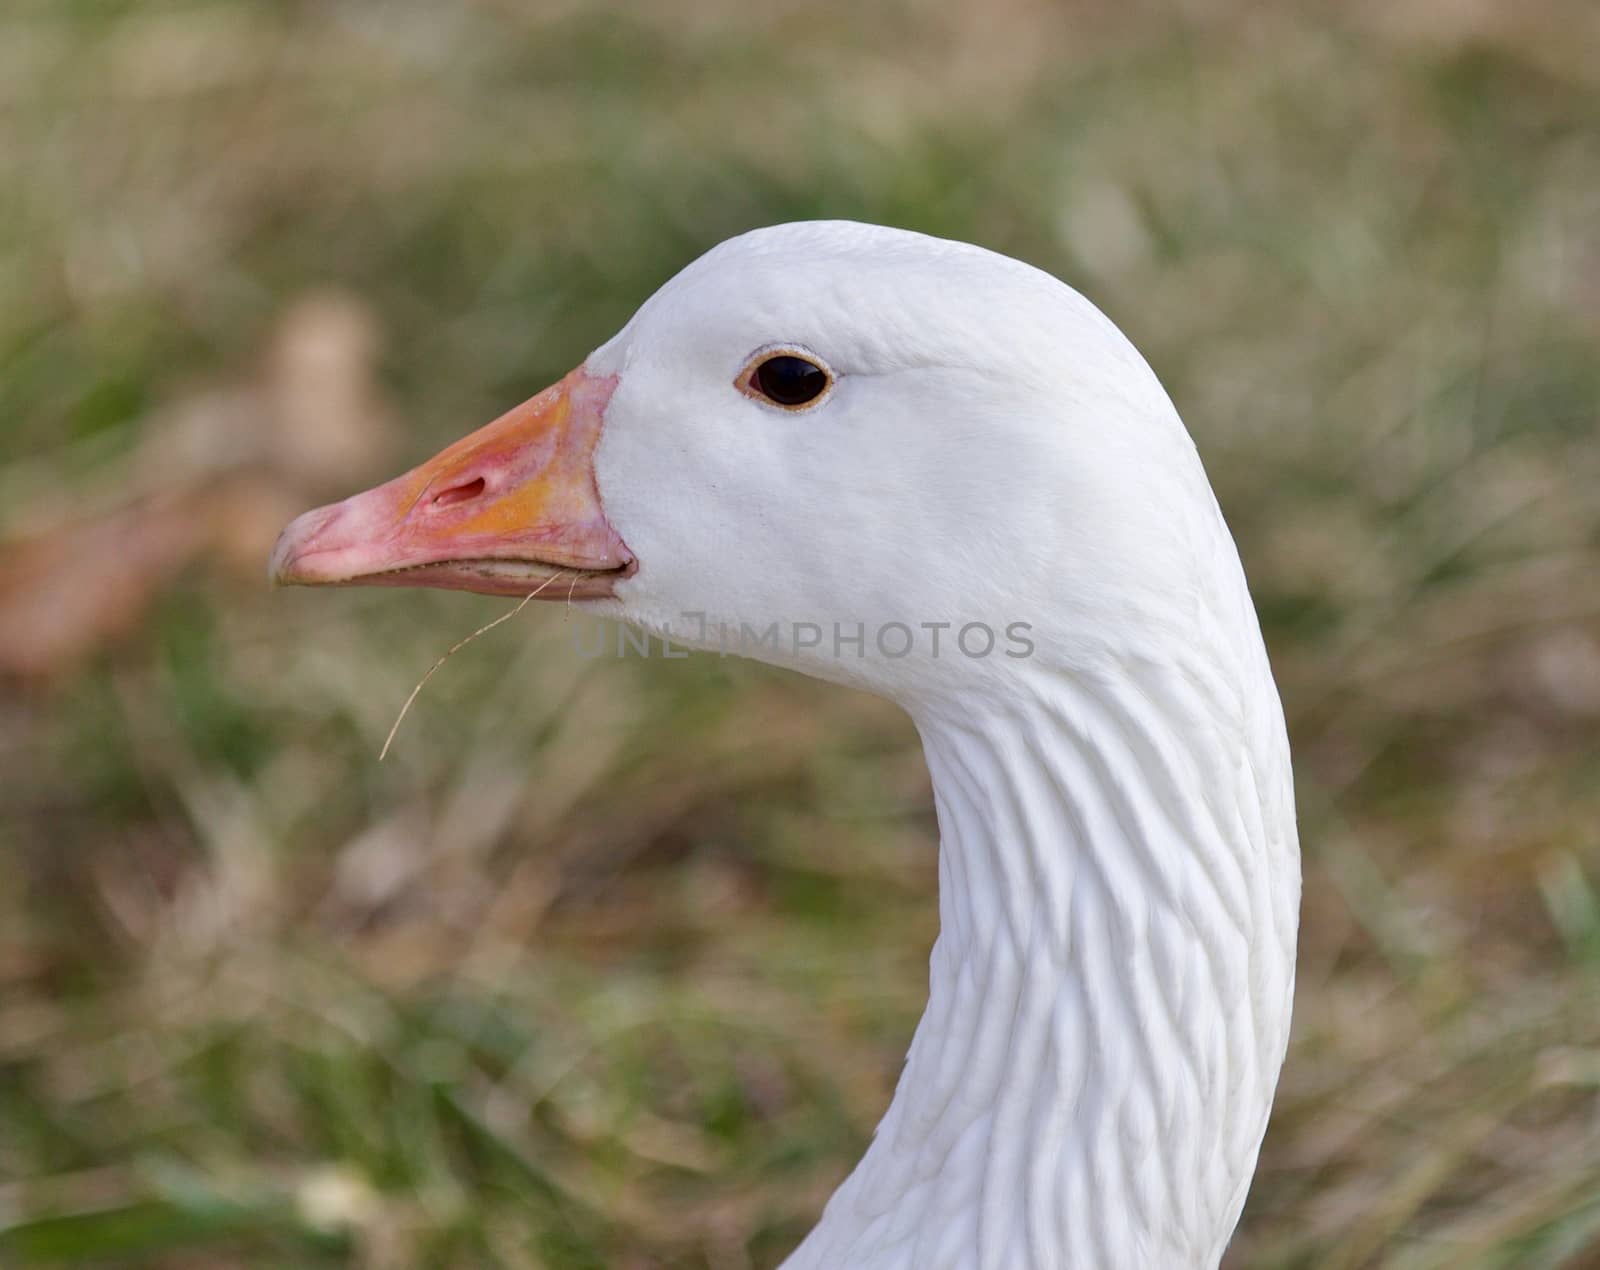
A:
431;477;486;509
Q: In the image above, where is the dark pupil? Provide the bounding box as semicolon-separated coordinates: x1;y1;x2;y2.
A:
756;355;826;406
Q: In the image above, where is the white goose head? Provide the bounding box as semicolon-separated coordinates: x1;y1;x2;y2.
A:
274;221;1300;1269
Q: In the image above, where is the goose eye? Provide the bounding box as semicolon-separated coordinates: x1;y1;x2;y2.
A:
750;354;829;408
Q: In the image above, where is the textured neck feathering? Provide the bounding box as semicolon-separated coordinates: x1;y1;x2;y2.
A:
783;652;1298;1270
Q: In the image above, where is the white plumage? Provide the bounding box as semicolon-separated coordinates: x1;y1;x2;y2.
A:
276;221;1301;1269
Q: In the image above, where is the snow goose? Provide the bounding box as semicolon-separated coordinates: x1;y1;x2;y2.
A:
272;221;1300;1269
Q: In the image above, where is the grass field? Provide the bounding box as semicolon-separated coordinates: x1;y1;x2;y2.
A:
4;1;1600;1266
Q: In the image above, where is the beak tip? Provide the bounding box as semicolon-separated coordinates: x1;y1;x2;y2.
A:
269;504;336;589
267;534;293;589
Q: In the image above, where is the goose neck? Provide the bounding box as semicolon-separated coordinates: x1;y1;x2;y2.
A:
784;663;1297;1269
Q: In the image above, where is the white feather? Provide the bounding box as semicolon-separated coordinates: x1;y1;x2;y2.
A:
583;221;1299;1269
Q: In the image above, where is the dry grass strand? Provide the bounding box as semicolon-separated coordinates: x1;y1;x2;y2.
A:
378;572;569;761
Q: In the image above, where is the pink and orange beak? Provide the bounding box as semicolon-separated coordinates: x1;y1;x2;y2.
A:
270;366;633;600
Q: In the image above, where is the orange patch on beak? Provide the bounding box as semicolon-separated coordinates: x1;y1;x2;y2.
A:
270;366;632;599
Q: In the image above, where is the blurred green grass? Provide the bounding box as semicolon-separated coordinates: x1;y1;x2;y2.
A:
3;1;1600;1266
